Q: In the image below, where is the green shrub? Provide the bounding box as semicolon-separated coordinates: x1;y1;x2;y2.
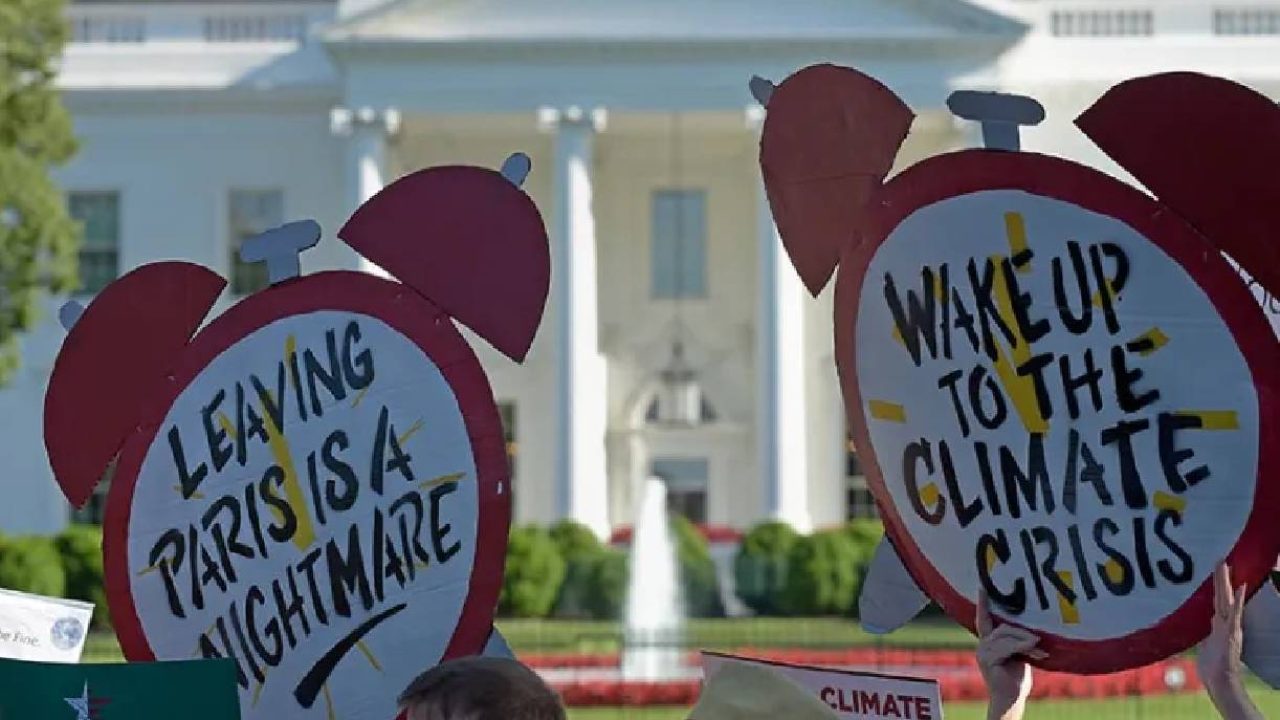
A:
733;521;799;616
582;548;629;620
780;529;860;616
843;519;884;553
548;520;601;561
841;520;883;619
548;520;605;618
0;535;66;598
56;525;108;629
499;526;565;618
670;515;724;618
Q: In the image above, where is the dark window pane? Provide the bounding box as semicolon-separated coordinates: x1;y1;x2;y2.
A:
68;191;120;294
651;189;708;299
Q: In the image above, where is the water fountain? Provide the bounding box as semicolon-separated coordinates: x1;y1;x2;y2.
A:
621;477;686;680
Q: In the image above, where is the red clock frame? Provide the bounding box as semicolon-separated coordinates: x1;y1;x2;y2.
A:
102;270;511;666
834;149;1280;673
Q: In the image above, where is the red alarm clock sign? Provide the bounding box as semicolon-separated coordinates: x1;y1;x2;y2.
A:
757;66;1280;673
44;156;547;718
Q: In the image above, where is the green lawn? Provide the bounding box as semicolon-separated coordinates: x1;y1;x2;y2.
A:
84;617;975;662
496;616;976;654
83;619;1280;719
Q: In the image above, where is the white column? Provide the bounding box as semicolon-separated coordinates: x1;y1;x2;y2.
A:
331;106;400;275
541;106;610;539
752;112;811;532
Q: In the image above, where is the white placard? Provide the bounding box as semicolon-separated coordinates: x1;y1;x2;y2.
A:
124;310;479;718
856;190;1259;641
0;587;93;662
702;651;943;720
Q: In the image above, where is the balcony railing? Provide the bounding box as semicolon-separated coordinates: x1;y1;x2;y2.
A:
66;3;332;45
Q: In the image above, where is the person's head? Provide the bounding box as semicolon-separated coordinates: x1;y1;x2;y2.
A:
397;656;566;720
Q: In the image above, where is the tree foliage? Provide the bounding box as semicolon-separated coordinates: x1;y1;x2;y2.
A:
0;0;78;381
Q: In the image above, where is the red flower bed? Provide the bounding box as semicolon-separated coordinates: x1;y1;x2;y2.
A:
610;524;743;545
556;680;702;707
540;651;1202;707
523;647;978;671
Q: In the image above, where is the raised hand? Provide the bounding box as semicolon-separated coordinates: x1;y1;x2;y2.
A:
1197;563;1263;720
976;588;1045;720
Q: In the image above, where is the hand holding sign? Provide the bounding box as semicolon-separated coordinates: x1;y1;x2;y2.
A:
976;588;1042;720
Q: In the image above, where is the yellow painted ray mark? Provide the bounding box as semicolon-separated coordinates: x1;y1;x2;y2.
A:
172;485;206;500
397;418;424;446
985;545;999;573
135;559;167;578
252;669;269;707
356;640;383;672
1103;559;1125;586
891;324;905;346
261;391;317;550
1175;410;1240;431
919;482;940;509
933;271;945;301
419;472;467;491
1004;212;1030;273
1091;278;1120;308
322;683;337;720
1153;491;1187;514
868;400;907;423
990;254;1049;434
284;334;298;390
1057;570;1080;625
1129;327;1169;356
351;385;370;408
216;411;236;437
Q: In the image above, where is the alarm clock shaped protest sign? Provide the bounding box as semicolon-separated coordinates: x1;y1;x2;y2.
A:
43;155;547;718
755;66;1280;673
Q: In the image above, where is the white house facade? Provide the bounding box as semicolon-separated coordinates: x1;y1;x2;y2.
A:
1;0;1277;537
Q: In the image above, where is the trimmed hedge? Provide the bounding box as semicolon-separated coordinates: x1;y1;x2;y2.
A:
670;514;724;618
780;529;861;616
732;519;884;618
499;526;566;618
733;521;799;616
55;525;109;628
0;534;66;599
550;520;625;620
582;548;629;620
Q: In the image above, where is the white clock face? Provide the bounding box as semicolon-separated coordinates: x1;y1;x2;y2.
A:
855;189;1259;641
125;310;478;719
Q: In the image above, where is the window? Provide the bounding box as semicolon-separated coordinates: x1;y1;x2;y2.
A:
70;461;116;525
229;189;283;295
845;433;879;520
651;189;707;299
204;14;308;42
1214;8;1280;35
68;192;120;295
68;15;146;44
1050;9;1154;36
499;401;517;495
651;457;708;524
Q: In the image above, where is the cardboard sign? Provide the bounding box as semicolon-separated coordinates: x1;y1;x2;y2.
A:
758;66;1280;673
43;159;549;719
701;652;943;720
0;588;93;663
0;656;240;719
